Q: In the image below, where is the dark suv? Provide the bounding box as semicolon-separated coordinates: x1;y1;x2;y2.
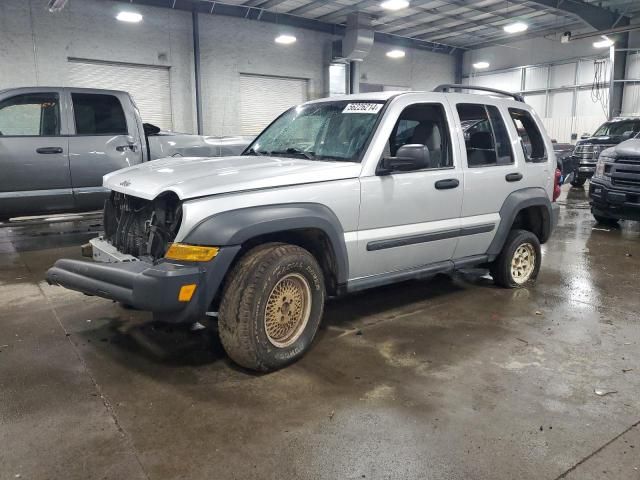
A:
590;138;640;224
568;117;640;187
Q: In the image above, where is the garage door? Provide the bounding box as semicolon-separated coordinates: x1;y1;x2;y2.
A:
67;59;172;130
239;74;308;135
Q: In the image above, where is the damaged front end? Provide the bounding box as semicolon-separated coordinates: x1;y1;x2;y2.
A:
103;191;183;261
46;190;238;323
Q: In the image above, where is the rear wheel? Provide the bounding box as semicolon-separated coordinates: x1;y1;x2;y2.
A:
218;243;325;372
490;229;541;288
570;177;586;188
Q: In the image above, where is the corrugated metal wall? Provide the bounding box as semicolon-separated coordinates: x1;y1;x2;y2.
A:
464;54;640;143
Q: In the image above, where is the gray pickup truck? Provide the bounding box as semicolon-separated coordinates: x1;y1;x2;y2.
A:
47;85;561;372
0;87;251;220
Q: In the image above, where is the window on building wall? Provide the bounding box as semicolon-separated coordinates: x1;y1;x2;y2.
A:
329;63;347;97
457;103;514;167
509;108;547;162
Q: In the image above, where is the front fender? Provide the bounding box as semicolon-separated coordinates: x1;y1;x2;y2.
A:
183;203;349;284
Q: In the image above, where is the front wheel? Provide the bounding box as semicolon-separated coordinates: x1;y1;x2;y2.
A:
490;229;542;288
218;243;325;372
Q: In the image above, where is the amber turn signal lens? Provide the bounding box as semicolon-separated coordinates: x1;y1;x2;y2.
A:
165;243;219;262
178;284;197;302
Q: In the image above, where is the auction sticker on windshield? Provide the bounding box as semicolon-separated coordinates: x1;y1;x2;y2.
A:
342;103;383;114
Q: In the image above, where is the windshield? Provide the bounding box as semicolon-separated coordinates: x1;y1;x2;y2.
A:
593;120;640;137
244;100;385;162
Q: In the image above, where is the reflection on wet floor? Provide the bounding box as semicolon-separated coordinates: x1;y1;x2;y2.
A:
0;213;102;253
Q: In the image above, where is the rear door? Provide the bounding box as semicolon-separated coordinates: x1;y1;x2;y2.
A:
450;101;521;258
0;90;72;218
67;90;143;211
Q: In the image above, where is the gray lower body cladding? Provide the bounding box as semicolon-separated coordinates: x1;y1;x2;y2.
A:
46;246;240;323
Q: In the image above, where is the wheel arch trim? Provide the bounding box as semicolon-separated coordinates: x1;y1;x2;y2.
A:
486;187;553;258
183;203;349;284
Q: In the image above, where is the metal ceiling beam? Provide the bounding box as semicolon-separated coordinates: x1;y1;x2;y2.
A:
416;11;564;42
109;0;459;53
463;21;584;49
243;0;288;8
525;0;628;31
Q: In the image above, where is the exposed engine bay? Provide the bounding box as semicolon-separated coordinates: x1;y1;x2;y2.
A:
103;192;182;261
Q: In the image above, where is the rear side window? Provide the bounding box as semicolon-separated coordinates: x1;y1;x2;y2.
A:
457;103;514;167
509;108;547;162
0;93;60;136
72;93;128;135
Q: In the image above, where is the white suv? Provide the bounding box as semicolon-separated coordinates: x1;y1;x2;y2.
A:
47;85;561;372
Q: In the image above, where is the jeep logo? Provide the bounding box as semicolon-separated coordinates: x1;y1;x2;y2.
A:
119;180;131;187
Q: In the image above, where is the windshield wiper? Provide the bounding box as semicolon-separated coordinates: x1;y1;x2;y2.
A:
269;148;316;160
244;147;267;156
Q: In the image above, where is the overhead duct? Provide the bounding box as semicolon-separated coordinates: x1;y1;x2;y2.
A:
333;12;374;62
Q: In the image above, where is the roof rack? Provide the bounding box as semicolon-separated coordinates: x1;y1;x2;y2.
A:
433;84;525;103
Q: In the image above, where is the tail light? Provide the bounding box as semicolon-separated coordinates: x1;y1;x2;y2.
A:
553;168;562;202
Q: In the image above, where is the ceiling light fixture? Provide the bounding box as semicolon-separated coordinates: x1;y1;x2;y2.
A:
116;11;143;23
593;36;614;48
386;49;406;59
473;61;490;69
503;22;528;33
275;34;297;45
381;0;410;11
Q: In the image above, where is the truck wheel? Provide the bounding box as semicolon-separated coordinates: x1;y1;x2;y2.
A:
218;243;325;372
570;177;586;188
490;229;541;288
593;214;618;226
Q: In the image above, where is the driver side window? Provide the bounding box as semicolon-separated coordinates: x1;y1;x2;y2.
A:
387;103;453;169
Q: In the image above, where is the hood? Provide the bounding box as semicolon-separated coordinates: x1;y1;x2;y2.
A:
577;135;630;146
103;155;362;200
609;139;640;158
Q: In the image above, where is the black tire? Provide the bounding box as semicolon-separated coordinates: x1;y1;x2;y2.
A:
570;177;586;188
593;213;618;226
490;229;541;289
218;243;325;372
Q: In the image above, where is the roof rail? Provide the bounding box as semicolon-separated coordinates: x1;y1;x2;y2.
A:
433;84;525;103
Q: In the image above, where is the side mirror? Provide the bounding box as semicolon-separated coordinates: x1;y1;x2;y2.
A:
378;144;430;175
143;123;161;136
580;133;591;140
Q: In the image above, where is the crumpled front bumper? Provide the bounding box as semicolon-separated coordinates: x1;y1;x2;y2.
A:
46;246;240;323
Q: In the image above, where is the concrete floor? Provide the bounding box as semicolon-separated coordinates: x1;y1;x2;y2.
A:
1;186;639;480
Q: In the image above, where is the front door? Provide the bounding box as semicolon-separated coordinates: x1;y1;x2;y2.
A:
67;91;143;211
354;102;464;280
0;91;71;218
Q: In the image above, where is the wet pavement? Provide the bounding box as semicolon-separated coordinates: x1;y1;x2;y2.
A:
1;186;639;480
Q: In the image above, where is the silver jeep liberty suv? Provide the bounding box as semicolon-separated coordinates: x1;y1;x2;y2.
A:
47;85;561;372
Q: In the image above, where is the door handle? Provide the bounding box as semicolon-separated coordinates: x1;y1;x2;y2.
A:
36;147;63;154
116;144;138;152
505;172;523;182
435;178;460;190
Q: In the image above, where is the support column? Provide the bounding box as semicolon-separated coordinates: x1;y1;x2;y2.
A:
192;9;204;135
349;61;360;94
609;33;629;119
454;49;464;85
